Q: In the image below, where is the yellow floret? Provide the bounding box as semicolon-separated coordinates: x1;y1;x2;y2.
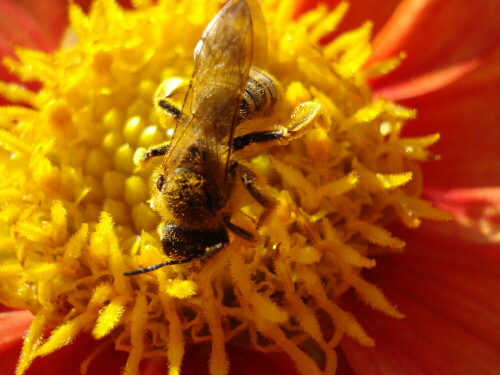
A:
0;0;452;375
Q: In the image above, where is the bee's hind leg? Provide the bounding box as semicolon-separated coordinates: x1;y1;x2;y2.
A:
232;130;285;152
231;162;278;228
232;102;323;152
223;216;255;241
134;99;183;167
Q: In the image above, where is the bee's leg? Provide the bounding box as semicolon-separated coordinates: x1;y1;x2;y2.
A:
223;216;254;241
142;144;169;160
233;130;284;151
134;143;169;165
134;98;184;167
232;102;322;152
233;162;278;228
201;242;226;258
158;99;182;119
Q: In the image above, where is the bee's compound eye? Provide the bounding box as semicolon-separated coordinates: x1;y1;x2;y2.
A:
157;175;165;191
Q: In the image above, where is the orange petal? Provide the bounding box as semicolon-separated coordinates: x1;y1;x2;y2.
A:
0;1;56;52
340;225;500;374
395;46;500;188
0;310;340;375
23;334;126;375
181;344;300;375
7;0;75;50
375;58;481;101
370;0;500;88
1;0;134;54
422;187;500;243
0;310;33;375
0;0;65;101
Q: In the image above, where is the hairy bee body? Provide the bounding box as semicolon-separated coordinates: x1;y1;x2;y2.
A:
149;68;279;270
159;141;229;225
157;139;232;261
157;67;279;126
124;0;318;276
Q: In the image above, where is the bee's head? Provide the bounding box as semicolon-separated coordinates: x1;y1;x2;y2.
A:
158;222;229;260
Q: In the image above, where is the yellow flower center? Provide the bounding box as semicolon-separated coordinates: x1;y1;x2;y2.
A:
0;1;451;374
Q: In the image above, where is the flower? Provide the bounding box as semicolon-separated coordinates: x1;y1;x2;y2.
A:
1;1;499;375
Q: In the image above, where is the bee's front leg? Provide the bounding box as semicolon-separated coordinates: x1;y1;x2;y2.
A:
134;143;169;166
142;144;169;160
158;99;182;119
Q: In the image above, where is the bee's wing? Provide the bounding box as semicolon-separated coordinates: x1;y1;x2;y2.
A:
162;0;265;182
244;0;268;67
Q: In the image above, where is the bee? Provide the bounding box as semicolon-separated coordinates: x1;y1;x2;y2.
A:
125;0;319;275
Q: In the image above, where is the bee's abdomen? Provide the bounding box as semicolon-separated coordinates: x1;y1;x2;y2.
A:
239;68;279;121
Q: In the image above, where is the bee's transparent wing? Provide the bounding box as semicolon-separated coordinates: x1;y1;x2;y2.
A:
246;0;267;67
162;0;264;183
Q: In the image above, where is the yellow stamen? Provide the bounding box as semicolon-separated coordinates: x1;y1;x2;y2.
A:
0;0;452;374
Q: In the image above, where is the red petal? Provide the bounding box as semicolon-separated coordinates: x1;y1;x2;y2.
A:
0;319;127;375
26;335;127;375
422;187;500;243
396;46;500;188
2;0;134;53
99;341;355;375
181;344;300;375
370;0;500;88
7;0;73;50
0;310;33;375
0;1;58;52
340;224;500;375
182;343;356;375
375;58;481;101
127;342;357;375
0;305;23;313
0;320;317;375
0;0;67;102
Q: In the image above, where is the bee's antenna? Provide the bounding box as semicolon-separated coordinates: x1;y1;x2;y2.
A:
124;258;192;276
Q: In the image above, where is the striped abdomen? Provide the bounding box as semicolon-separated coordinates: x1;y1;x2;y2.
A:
239;68;279;121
